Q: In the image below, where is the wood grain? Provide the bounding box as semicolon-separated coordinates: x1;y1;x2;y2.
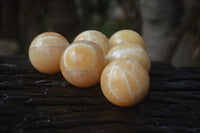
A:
0;55;200;133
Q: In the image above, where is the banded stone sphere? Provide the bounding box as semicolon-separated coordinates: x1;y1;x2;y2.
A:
100;59;150;107
60;40;106;88
29;32;69;74
74;30;111;55
109;29;145;48
106;42;151;72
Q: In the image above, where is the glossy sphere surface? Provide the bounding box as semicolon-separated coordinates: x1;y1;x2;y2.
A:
74;30;110;55
29;32;69;74
101;59;149;107
60;40;106;88
109;29;145;48
107;42;151;72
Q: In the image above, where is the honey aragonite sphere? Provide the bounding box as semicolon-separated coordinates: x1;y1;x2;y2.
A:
73;30;110;55
109;29;145;48
106;42;151;72
29;32;69;74
60;40;106;88
101;59;150;107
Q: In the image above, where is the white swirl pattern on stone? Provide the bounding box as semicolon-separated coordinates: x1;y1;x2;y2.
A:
107;60;142;104
35;36;67;47
63;43;96;70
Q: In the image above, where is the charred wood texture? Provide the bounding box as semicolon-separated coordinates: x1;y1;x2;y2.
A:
0;55;200;133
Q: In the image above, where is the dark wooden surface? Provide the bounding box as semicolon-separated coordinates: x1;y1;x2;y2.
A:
0;55;200;133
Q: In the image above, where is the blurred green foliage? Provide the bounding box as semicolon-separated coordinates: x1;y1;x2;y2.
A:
75;0;137;38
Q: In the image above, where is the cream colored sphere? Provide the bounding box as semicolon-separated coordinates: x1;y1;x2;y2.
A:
29;32;69;74
106;42;151;72
109;29;145;48
60;40;106;88
101;59;150;107
74;30;111;55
